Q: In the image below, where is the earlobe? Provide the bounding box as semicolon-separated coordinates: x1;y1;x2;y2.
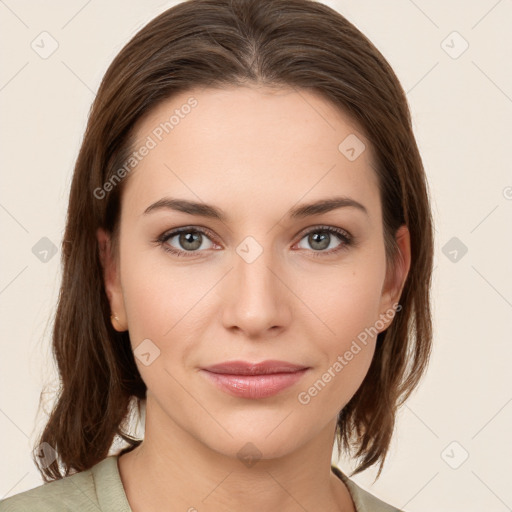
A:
110;313;126;332
96;228;128;332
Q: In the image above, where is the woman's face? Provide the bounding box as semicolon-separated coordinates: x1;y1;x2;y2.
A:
99;85;409;460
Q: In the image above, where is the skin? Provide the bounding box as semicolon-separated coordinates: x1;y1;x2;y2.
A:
97;85;410;512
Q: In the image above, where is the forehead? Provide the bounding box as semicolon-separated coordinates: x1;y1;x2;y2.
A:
123;85;380;224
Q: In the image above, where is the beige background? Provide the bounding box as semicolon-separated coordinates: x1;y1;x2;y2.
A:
1;1;511;510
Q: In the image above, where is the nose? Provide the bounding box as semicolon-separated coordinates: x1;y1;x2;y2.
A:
221;240;291;339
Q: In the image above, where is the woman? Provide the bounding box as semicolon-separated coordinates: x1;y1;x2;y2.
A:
0;0;434;510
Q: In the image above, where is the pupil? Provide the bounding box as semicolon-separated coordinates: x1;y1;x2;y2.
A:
310;232;329;250
181;232;201;250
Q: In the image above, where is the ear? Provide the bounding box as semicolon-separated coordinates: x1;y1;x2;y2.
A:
97;228;128;332
377;224;411;331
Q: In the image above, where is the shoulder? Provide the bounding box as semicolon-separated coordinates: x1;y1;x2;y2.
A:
0;456;125;512
0;469;97;512
331;465;404;512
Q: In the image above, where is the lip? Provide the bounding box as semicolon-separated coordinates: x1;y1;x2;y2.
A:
201;360;310;399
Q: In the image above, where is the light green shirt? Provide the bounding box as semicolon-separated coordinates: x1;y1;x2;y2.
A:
0;456;403;511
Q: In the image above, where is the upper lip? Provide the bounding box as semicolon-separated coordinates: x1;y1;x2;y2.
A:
202;360;309;375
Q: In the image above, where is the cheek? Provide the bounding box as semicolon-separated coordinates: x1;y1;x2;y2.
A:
120;242;208;340
292;257;385;408
119;249;209;399
295;281;381;415
299;255;386;350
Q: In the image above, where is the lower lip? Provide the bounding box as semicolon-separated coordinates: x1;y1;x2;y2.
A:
201;369;309;399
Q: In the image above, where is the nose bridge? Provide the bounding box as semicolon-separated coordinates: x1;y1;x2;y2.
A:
222;234;289;335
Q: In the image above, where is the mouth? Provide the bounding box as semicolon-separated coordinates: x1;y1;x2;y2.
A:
200;360;310;399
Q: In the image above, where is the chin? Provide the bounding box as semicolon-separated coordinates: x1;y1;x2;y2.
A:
194;413;313;464
208;435;298;465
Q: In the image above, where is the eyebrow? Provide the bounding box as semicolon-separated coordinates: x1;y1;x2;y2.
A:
143;196;368;221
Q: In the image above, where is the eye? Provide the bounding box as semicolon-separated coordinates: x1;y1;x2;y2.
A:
295;226;353;256
157;227;218;257
156;225;354;258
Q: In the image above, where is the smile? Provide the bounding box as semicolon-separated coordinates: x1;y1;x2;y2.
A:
200;360;310;399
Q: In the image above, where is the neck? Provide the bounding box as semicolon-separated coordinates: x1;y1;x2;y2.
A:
118;395;355;512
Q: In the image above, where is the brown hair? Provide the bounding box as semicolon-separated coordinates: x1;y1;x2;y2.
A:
34;0;434;482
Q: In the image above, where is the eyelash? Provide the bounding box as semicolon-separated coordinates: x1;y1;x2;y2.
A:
156;225;354;259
